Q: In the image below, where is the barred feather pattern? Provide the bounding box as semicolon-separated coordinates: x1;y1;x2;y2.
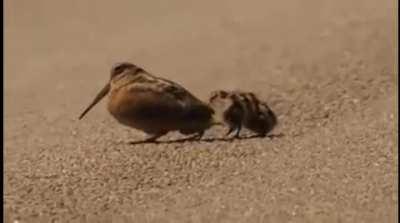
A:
208;90;277;137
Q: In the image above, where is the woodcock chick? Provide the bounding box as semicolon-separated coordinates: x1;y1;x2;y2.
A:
79;62;215;142
208;90;277;138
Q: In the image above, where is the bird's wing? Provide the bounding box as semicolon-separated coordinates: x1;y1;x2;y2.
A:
141;70;207;105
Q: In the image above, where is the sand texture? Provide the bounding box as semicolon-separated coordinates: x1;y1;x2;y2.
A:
4;0;398;222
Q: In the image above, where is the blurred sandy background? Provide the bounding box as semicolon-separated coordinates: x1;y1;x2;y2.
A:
4;0;398;222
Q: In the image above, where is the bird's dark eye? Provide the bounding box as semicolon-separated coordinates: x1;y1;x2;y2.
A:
110;62;136;79
110;65;127;79
219;91;228;98
114;66;125;74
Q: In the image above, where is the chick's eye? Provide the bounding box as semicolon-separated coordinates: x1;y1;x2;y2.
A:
219;91;228;98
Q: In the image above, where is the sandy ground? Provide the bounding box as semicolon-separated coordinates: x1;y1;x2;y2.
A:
4;0;398;222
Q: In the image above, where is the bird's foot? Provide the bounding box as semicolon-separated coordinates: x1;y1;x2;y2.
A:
188;132;204;141
225;127;235;136
129;133;166;144
233;126;242;139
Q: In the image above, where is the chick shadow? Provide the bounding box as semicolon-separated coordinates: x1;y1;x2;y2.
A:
128;133;284;145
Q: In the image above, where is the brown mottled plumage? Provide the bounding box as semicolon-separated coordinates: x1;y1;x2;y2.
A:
208;90;277;138
79;62;215;142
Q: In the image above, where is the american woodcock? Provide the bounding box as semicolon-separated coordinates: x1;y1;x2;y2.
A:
79;62;215;142
208;90;277;138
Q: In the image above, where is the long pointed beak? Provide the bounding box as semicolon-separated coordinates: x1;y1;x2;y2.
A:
78;83;110;120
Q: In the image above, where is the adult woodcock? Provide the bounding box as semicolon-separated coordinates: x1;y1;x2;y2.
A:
79;62;216;142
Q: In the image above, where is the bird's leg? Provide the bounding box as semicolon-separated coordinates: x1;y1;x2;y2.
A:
258;132;267;138
225;126;236;136
195;131;204;139
187;131;204;141
234;124;242;138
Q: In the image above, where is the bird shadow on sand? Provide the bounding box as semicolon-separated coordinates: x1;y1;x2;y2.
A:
128;133;285;145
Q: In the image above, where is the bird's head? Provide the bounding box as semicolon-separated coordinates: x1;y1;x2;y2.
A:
110;62;143;81
78;62;143;120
